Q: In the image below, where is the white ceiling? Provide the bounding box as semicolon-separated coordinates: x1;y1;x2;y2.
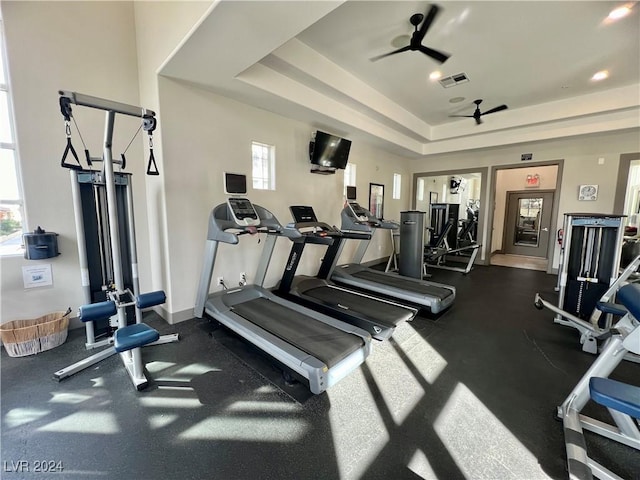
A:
160;1;640;157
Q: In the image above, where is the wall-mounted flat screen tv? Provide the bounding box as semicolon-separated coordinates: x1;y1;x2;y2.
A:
309;131;352;170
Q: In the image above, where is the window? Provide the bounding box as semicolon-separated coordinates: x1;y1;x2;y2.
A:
417;178;425;202
344;163;356;195
392;173;402;199
0;20;24;256
251;141;275;190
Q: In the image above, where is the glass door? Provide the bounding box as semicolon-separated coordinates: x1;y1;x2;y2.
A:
504;191;554;257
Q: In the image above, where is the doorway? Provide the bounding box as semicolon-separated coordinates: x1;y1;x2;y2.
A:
504;190;554;257
488;162;562;272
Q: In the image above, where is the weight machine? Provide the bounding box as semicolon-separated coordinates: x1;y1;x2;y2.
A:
53;91;178;390
555;213;625;326
424;203;481;274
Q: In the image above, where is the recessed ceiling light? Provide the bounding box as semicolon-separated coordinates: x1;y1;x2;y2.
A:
608;3;633;20
429;71;442;81
449;97;465;103
591;70;609;81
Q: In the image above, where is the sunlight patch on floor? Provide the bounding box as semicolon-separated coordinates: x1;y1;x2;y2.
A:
394;323;448;385
38;411;120;434
148;414;179;429
224;400;302;413
367;346;425;425
48;392;93;405
327;368;390;479
408;448;438;479
145;361;177;373
171;363;220;377
4;408;50;428
178;416;308;442
138;396;202;409
434;383;551;479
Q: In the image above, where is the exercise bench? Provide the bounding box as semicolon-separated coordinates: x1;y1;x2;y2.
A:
54;290;176;390
558;283;640;480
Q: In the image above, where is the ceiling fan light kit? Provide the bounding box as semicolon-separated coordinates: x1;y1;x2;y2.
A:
450;99;509;125
370;4;450;64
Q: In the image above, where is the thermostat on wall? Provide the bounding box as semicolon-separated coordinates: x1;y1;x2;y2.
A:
578;184;598;201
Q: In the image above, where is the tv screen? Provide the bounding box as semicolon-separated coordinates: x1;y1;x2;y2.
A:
346;186;357;200
224;172;247;195
310;131;351;169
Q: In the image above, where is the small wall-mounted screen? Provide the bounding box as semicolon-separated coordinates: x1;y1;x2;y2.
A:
224;173;247;195
346;186;357;200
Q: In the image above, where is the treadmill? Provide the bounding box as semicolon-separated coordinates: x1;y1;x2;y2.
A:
275;205;418;341
331;201;456;314
194;196;372;395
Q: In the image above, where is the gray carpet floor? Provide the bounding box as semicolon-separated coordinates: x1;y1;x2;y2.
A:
1;265;638;480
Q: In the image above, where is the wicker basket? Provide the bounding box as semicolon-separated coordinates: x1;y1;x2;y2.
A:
0;308;71;357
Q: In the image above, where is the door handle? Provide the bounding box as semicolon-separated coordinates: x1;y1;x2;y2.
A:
542;227;549;232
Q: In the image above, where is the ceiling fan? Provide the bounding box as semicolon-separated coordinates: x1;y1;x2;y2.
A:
450;99;508;124
370;4;449;64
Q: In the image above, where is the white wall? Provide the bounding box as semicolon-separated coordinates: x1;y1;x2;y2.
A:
132;0;213;317
0;1;143;324
409;129;640;267
158;77;411;321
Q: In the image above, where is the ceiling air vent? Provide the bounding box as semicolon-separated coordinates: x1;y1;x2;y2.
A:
439;72;470;88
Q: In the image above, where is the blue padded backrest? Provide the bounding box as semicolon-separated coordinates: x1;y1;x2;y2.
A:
617;284;640;321
590;377;640;419
596;302;627;317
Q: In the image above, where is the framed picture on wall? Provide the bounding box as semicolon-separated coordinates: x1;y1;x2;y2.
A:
369;183;384;219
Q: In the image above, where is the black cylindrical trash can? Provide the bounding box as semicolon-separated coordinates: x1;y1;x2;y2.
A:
399;210;425;279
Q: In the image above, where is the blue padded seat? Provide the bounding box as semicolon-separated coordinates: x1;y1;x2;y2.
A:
590;377;640;419
596;302;627;317
617;284;640;320
114;323;159;353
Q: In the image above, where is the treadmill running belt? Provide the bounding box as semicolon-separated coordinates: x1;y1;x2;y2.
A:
304;286;414;327
231;297;364;368
352;270;453;300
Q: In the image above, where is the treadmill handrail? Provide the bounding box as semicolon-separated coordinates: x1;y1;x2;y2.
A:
207;202;286;244
285;221;341;236
341;204;399;232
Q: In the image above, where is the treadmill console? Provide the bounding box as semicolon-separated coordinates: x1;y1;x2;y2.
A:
347;202;370;222
227;197;260;227
290;205;318;223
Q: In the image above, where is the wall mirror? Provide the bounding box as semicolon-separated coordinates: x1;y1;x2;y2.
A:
414;172;482;250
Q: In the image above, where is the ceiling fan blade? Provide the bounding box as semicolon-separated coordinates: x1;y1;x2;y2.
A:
449;115;475;118
481;104;508;116
417;45;450;64
416;4;440;42
475;117;483;125
370;45;411;62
